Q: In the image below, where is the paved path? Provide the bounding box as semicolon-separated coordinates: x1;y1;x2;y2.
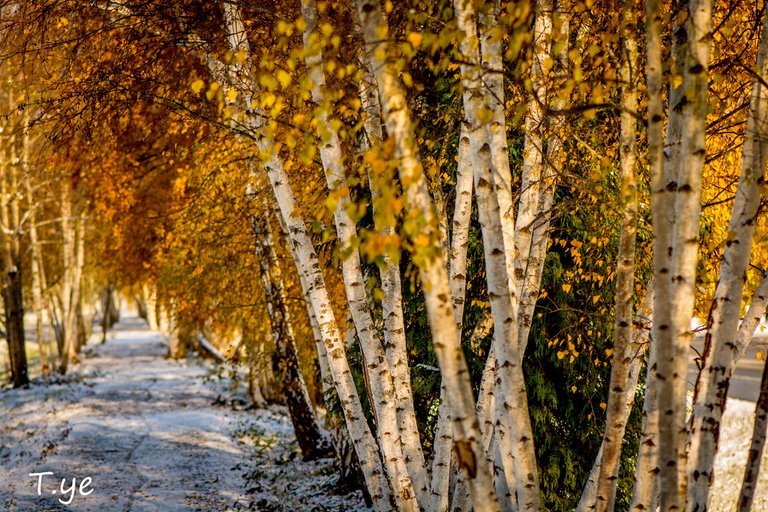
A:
0;314;368;512
0;314;253;511
688;335;768;402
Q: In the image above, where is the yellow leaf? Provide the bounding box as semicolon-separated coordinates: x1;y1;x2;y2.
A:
593;295;600;304
599;402;607;410
605;348;614;357
571;386;577;393
191;79;205;94
407;32;423;48
276;69;291;89
226;89;238;102
320;22;334;37
758;351;764;361
562;283;572;293
557;350;566;360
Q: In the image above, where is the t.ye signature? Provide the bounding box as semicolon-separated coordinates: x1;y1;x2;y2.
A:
29;472;94;505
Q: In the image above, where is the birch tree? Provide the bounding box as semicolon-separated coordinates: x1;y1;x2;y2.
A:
686;6;768;509
221;3;394;509
356;0;499;508
299;0;421;507
591;6;640;510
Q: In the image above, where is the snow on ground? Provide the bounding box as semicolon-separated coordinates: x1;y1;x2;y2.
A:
711;397;768;512
2;312;767;511
0;314;368;512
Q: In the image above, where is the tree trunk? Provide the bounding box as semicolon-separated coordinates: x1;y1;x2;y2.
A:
356;0;499;509
300;3;420;506
4;268;27;387
686;6;767;509
252;211;329;461
651;0;712;508
580;286;653;512
453;0;540;508
429;128;473;512
1;133;27;387
222;4;393;508
358;43;431;509
592;8;639;509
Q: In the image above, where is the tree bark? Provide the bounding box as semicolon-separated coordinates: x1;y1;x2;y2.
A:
686;6;768;509
300;5;421;507
252;211;328;461
592;8;639;509
453;0;541;508
356;0;499;509
222;5;393;508
651;0;712;509
1;134;27;387
579;287;653;512
356;42;431;509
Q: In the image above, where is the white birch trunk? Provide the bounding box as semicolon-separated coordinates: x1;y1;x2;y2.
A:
300;2;418;507
221;3;393;509
579;287;653;512
631;0;669;507
357;41;431;508
429;126;474;512
356;0;499;508
686;8;768;510
653;0;712;509
514;0;552;318
592;10;639;509
453;0;541;508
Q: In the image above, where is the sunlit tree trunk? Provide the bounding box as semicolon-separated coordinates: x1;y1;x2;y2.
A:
429;127;473;512
517;6;568;356
454;0;540;508
357;44;431;509
649;0;712;508
356;0;499;509
252;211;328;461
631;0;670;506
579;288;653;512
301;3;420;507
592;8;639;510
222;4;394;509
686;7;767;510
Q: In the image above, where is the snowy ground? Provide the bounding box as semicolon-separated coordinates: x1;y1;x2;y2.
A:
711;398;768;511
0;314;368;512
2;313;767;511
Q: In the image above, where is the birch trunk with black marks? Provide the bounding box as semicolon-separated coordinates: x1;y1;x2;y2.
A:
222;3;393;509
356;30;431;509
356;0;499;509
652;0;712;509
686;7;767;510
579;288;653;512
592;9;639;510
301;2;420;507
514;0;552;329
453;1;540;508
251;212;327;461
630;0;667;507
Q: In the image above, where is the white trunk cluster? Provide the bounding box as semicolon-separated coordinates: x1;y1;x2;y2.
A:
686;7;768;510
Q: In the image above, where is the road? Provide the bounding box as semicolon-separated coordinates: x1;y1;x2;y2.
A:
688;335;768;402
